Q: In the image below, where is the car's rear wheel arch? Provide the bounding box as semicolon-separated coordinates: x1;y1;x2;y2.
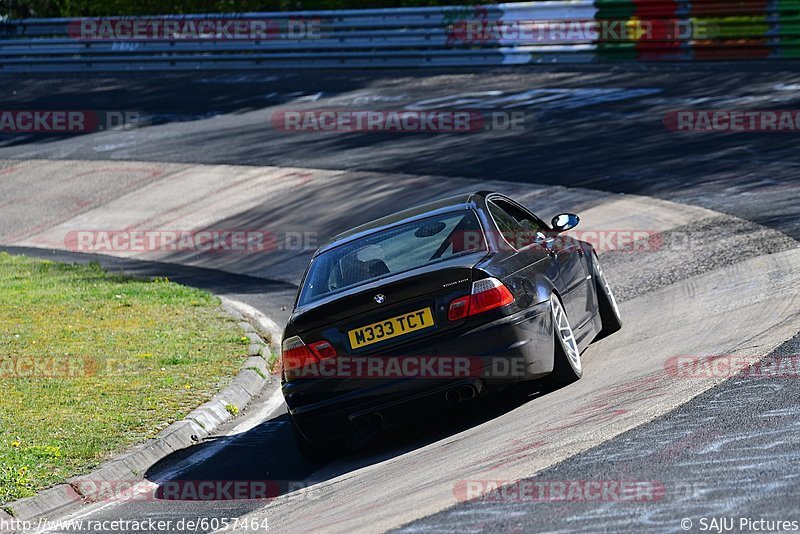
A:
519;271;557;307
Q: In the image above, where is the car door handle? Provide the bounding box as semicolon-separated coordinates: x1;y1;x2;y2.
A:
545;237;558;258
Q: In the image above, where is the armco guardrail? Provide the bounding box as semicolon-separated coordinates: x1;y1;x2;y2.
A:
0;1;798;71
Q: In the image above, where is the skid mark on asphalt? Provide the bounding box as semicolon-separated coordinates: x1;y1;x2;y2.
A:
116;169;311;232
469;373;672;476
11;162;343;281
397;333;800;533
0;161;171;243
4;159;739;289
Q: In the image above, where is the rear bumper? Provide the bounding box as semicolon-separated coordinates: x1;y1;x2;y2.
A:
284;299;553;444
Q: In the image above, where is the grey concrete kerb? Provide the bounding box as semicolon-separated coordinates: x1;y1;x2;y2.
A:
2;296;281;525
219;296;283;351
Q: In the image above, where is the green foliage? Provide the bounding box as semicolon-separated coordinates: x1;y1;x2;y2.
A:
0;252;244;503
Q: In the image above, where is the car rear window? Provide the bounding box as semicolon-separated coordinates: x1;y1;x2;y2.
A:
298;210;485;306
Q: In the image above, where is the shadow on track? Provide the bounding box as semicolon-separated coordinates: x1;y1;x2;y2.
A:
141;381;554;504
0;246;561;507
4;67;800;241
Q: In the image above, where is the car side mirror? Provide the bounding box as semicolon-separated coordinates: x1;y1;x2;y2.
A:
551;213;580;232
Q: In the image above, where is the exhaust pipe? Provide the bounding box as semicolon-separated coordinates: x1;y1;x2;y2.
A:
459;385;477;400
445;388;462;404
354;415;370;431
353;413;384;431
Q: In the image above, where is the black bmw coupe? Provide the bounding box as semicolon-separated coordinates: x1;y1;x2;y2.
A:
281;191;622;458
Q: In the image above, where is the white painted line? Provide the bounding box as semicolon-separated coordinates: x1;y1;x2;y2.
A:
32;387;286;533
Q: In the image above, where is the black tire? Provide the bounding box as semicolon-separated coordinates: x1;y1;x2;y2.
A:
593;253;622;341
547;293;583;386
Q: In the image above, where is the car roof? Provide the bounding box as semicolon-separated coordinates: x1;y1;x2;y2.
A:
316;191;491;255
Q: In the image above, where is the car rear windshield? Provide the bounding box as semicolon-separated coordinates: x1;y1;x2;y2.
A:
298;210;486;306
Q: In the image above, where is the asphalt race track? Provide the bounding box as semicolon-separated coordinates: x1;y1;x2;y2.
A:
1;63;799;533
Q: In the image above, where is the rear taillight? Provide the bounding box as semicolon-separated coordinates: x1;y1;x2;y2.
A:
282;336;317;371
447;277;514;321
282;336;337;375
469;277;515;315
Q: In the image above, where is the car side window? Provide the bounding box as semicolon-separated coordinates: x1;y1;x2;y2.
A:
488;200;523;234
487;199;548;251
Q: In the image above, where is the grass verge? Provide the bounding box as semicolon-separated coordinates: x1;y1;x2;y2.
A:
0;253;249;504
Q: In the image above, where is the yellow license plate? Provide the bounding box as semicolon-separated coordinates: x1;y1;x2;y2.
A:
348;308;435;349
